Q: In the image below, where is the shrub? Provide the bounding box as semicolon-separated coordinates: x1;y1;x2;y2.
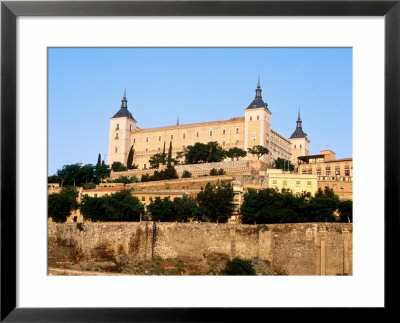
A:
217;168;225;175
221;257;256;275
83;182;96;189
181;170;192;178
209;168;218;176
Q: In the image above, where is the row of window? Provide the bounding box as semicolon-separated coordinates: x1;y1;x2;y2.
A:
272;180;313;187
132;128;241;144
304;170;351;176
115;124;134;132
135;140;242;156
323;183;352;190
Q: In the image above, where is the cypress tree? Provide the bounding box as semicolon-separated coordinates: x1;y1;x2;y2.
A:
162;141;166;165
97;153;101;165
127;146;134;169
167;141;173;167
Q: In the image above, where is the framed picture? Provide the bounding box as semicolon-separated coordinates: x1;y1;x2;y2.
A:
1;0;399;321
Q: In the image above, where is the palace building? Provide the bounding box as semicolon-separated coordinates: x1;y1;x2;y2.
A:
107;79;310;169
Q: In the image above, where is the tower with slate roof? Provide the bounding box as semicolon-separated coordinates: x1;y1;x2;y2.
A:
107;90;137;165
244;77;272;163
289;109;310;165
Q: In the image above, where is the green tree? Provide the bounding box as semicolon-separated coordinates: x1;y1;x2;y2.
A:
247;145;269;160
79;164;95;184
184;142;209;164
241;188;312;224
94;163;111;183
308;187;339;222
48;175;60;183
274;157;295;171
337;200;353;223
48;187;78;223
172;196;201;222
57;164;81;187
167;141;173;166
79;190;144;222
226;147;247;161
175;151;185;165
97;153;101;165
126;146;134;169
162;141;167;165
111;161;127;172
149;153;165;169
221;257;256;275
147;197;174;222
197;182;234;223
161;165;179;180
207;141;226;163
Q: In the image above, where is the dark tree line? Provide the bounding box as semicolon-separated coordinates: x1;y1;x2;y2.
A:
79;190;144;222
147;182;234;223
240;187;352;224
48;163;111;187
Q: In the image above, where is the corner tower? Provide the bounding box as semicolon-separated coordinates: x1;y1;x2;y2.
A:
107;90;137;166
289;109;310;165
244;77;272;163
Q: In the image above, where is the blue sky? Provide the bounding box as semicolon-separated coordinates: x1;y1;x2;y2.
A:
48;48;352;175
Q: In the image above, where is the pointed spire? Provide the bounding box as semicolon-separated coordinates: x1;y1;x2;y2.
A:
296;107;302;129
177;115;180;126
255;76;262;98
121;89;128;108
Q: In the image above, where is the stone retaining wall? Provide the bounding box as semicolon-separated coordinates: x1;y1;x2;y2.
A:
48;222;352;275
109;160;252;179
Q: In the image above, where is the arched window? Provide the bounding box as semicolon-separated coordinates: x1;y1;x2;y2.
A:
115;133;119;139
257;116;259;120
250;116;252;121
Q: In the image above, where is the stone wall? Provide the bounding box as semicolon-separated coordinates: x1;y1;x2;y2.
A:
48;222;352;275
109;160;252;179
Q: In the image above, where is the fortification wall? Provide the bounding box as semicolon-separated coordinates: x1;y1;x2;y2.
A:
48;222;352;275
109;160;252;179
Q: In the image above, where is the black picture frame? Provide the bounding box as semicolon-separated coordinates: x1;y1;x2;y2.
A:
1;0;399;321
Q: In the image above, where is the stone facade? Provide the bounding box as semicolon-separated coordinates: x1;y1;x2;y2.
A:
108;81;309;169
48;222;352;275
298;150;353;200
